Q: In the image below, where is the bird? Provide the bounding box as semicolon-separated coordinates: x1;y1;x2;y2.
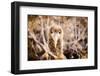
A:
48;24;66;59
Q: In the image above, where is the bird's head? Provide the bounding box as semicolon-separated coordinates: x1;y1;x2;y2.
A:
49;25;63;48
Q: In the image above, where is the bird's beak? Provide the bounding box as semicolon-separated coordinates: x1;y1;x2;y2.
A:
53;36;58;48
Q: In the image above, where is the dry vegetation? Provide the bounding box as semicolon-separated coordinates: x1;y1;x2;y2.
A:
28;15;88;60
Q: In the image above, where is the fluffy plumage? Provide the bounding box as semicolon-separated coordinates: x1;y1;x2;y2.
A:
48;25;65;59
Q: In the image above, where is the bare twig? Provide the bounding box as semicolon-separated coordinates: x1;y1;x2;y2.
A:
28;29;58;59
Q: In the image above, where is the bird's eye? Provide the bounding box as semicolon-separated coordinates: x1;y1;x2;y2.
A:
59;31;61;34
50;31;53;33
